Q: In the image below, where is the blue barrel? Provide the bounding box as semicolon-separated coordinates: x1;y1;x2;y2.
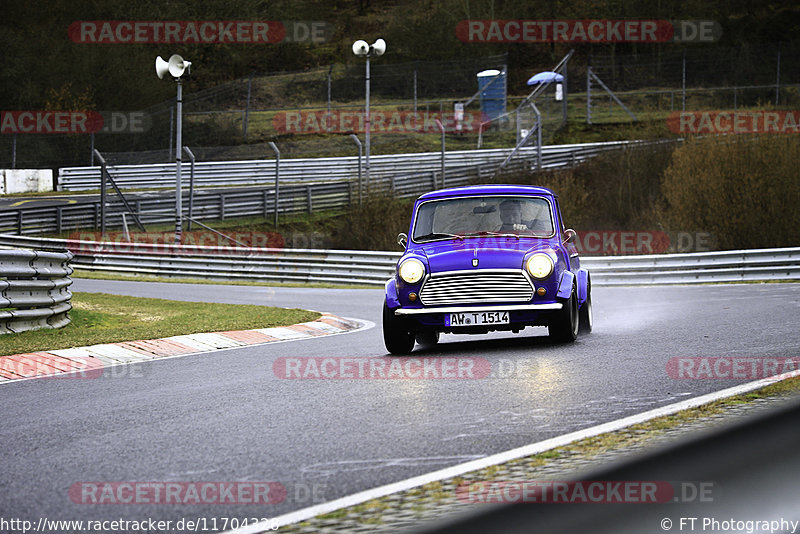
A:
477;69;506;122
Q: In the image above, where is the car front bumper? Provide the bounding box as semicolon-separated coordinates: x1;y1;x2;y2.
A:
393;303;562;315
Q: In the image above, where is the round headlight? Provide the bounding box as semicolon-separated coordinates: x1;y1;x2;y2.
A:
526;253;554;280
398;258;425;284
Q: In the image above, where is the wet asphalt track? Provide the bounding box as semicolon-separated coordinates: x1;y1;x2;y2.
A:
2;280;799;528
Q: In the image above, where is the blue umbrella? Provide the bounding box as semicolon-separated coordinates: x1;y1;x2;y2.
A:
526;71;564;85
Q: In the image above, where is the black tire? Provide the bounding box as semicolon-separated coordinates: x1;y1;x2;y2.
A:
383;303;416;354
415;329;440;349
579;279;593;334
549;286;579;343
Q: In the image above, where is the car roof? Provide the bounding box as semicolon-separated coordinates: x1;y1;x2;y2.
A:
416;184;556;201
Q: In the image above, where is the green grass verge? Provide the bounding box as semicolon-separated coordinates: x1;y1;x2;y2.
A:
0;292;320;357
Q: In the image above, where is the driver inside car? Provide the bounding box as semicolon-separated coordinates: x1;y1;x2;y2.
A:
498;199;528;232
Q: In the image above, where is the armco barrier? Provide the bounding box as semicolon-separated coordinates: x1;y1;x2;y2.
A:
57;142;630;191
0;235;798;287
2;140;641;236
0;247;73;334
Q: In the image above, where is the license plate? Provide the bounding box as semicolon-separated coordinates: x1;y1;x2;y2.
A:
445;311;510;327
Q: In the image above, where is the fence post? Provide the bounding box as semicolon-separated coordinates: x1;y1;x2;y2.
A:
307;186;313;215
775;47;781;106
586;55;592;125
681;50;686;112
243;74;253;138
183;146;196;231
269;142;280;227
94;149;107;237
350;134;363;205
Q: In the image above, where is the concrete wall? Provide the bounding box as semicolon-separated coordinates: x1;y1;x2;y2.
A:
1;169;54;194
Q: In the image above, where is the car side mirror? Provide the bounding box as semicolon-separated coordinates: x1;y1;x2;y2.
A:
563;228;577;244
397;233;408;249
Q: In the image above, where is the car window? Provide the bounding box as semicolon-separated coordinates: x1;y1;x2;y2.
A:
412;196;554;241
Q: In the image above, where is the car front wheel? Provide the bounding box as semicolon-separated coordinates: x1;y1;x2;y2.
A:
383;303;416;354
549;286;579;343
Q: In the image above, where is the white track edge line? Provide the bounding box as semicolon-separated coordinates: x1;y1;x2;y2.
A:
227;369;800;534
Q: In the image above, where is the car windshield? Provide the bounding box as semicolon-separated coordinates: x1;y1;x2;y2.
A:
412;195;554;242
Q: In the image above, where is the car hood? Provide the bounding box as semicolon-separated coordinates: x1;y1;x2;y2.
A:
418;239;555;272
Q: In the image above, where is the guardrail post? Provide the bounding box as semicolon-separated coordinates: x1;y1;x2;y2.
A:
94;149;106;236
268;142;280;227
56;206;63;234
183;146;196;231
349;134;363;205
263;190;269;220
219;194;226;221
17;211;23;235
307;186;313;215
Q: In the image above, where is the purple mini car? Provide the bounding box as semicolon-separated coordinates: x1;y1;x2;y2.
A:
383;184;592;354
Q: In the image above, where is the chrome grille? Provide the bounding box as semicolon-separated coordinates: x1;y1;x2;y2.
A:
419;270;533;306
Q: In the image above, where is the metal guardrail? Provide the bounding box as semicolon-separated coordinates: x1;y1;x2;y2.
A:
0;247;73;334
0;235;797;287
1;142;626;236
57;142;630;191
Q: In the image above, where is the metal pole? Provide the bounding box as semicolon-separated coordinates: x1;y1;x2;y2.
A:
90;132;94;166
533;103;542;170
586;55;592;125
174;80;183;245
681;50;686;112
183;146;196;231
413;69;417;116
327;64;333;133
243;74;253;138
269;142;280;227
94;149;106;237
776;47;781;106
562;61;569;127
365;55;371;186
350;134;363;204
168;106;174;158
434;119;445;189
11;133;16;169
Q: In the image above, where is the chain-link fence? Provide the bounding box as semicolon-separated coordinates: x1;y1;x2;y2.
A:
2;43;798;170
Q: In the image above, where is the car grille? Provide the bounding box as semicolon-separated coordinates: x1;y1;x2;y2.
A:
419;270;534;306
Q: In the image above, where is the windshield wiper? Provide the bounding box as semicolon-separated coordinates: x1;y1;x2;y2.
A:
415;232;465;242
462;231;520;240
